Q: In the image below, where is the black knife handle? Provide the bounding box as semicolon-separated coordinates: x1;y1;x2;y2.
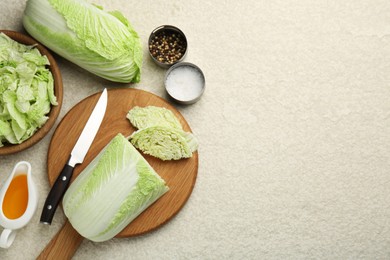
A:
40;164;74;225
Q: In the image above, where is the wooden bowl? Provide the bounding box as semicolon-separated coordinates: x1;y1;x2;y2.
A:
0;30;63;155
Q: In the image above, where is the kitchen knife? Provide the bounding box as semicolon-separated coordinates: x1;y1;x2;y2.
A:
40;88;108;225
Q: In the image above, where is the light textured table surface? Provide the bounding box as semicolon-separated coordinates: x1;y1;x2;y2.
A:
1;0;390;259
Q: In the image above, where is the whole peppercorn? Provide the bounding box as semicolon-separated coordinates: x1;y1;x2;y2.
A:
149;30;187;65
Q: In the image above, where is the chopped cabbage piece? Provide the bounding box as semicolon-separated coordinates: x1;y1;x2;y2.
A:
130;126;198;160
127;106;182;130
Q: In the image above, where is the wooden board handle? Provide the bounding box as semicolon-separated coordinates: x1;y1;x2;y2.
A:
37;221;83;260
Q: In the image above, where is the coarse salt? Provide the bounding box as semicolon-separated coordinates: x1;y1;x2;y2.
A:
165;65;204;102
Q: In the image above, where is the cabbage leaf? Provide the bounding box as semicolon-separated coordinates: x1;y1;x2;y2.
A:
130;126;198;160
127;106;183;130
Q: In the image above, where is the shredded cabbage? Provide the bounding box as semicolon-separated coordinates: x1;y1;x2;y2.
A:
63;134;168;242
127;106;198;160
23;0;142;83
0;33;57;146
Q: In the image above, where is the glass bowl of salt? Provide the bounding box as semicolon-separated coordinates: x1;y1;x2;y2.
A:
164;62;205;105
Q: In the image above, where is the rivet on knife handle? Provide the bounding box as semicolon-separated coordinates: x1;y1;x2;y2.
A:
40;88;108;225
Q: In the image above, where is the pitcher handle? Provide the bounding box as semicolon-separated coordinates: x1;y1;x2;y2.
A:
0;228;16;248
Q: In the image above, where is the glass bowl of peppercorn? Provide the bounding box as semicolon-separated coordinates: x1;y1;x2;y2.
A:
148;25;188;68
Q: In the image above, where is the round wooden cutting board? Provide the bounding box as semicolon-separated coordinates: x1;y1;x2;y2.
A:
40;88;198;259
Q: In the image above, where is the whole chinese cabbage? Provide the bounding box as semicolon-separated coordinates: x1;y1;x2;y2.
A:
63;134;168;242
23;0;142;83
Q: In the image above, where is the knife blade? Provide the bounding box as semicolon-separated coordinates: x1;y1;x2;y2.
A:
40;88;108;225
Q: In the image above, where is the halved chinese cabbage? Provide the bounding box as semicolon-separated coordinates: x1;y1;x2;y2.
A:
63;134;168;242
